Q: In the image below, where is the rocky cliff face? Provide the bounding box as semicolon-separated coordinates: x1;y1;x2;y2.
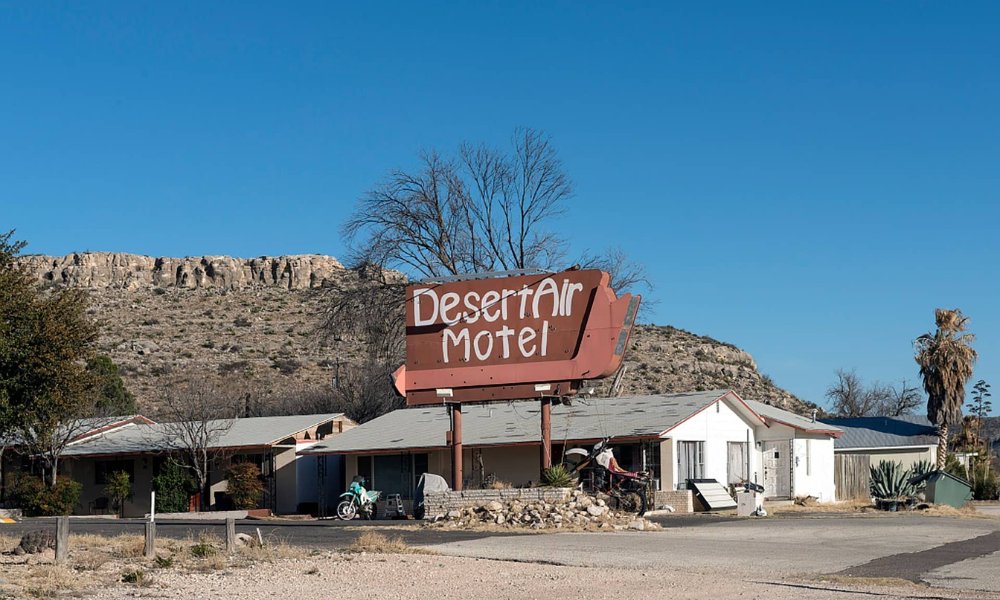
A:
21;252;348;290
20;253;814;415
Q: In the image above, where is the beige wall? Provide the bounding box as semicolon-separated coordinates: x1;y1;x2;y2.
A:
273;447;298;514
477;446;540;487
66;456;154;518
839;447;937;471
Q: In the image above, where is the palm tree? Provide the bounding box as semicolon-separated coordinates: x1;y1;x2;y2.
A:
914;309;977;469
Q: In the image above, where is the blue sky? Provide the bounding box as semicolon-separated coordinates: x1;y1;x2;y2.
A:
2;2;998;411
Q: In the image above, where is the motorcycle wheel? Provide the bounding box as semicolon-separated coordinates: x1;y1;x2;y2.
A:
619;490;647;517
337;500;357;520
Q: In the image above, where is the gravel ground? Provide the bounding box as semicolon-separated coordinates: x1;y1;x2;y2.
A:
83;553;999;600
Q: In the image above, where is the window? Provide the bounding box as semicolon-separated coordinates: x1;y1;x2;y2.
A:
727;442;749;485
677;441;704;488
95;460;134;485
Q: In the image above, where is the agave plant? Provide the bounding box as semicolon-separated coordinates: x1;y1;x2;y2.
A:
541;464;577;488
869;460;916;500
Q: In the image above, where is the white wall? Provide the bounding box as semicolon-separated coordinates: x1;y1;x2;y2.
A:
792;436;836;502
754;423;836;502
667;398;757;490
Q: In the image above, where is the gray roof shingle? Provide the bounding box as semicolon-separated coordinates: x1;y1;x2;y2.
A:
63;413;344;457
746;400;842;435
819;415;937;450
301;390;751;455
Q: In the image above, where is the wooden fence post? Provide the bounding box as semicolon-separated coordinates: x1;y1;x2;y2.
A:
55;516;69;563
225;518;236;553
144;521;156;558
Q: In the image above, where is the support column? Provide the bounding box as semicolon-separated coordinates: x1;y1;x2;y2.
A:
540;398;552;471
451;404;463;491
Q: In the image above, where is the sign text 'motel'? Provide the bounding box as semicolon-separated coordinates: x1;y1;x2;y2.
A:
393;269;640;405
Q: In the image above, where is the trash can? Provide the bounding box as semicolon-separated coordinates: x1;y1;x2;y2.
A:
911;471;973;508
736;481;765;517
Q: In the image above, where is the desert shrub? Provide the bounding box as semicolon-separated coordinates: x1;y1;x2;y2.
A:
968;461;1000;500
541;464;576;488
10;475;82;516
943;454;969;480
226;462;264;510
270;357;302;375
121;568;150;586
104;471;132;517
153;460;196;513
869;460;915;500
190;540;217;558
154;555;175;569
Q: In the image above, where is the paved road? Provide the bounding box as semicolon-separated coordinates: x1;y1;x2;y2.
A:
429;515;1000;592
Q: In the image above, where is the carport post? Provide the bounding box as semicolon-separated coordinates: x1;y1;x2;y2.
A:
450;404;463;491
540;398;552;471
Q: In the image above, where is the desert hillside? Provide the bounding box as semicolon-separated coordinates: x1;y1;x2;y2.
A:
20;252;816;415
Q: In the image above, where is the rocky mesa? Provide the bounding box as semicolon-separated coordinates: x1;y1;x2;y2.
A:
20;252;814;415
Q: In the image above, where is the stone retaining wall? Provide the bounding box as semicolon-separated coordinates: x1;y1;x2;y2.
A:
422;488;573;519
654;490;693;513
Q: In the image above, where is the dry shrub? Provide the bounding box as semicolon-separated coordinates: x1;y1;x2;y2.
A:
487;479;512;490
238;539;307;562
111;534;145;559
770;500;872;514
71;549;112;572
918;503;996;519
349;531;417;554
19;564;91;597
0;533;20;552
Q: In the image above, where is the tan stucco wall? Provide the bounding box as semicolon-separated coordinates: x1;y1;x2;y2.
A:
839;447;937;471
477;446;540;487
66;456;154;518
274;447;298;514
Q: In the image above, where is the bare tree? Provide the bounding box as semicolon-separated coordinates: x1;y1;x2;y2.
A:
826;370;923;417
885;380;922;416
343;128;573;277
579;246;651;297
827;369;874;417
20;414;114;487
157;381;239;511
238;365;404;425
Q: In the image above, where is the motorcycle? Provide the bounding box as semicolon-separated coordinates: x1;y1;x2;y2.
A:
337;477;381;520
564;439;653;516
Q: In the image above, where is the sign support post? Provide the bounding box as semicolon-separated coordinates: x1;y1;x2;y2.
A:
450;404;463;491
540;398;552;472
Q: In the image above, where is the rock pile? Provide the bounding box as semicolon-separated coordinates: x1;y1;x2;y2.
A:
10;531;55;555
430;490;660;531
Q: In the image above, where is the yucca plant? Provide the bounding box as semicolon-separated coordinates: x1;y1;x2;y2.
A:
541;464;576;488
870;460;916;501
